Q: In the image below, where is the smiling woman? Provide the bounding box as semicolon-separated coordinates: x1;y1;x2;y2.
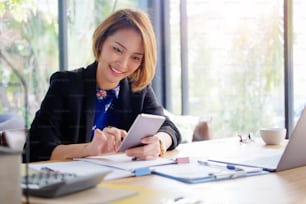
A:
24;8;181;163
96;28;144;90
92;9;157;92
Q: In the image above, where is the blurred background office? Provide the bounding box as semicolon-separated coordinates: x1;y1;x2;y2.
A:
0;0;305;142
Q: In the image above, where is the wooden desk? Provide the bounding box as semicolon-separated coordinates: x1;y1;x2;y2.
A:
24;137;306;204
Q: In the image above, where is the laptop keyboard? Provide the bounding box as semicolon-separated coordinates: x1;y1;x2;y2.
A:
240;154;281;169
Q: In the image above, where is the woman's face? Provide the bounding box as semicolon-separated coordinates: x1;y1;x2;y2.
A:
97;28;144;89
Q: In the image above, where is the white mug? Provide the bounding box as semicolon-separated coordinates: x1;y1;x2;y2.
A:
260;128;286;145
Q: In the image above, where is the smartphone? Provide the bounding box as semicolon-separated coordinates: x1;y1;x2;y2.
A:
117;113;166;152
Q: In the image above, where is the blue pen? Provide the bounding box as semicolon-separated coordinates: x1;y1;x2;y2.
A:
197;160;248;179
226;164;243;171
197;160;244;171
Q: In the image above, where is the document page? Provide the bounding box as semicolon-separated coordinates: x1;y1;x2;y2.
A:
74;153;175;171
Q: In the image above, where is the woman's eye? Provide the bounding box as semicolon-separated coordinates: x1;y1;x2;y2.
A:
113;47;121;53
132;56;142;62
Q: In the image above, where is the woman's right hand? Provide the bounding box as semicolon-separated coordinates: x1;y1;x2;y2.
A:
87;127;127;156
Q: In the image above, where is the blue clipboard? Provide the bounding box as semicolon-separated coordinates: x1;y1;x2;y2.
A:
151;159;269;184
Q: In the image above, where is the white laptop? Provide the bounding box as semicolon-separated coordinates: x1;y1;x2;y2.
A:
210;107;306;172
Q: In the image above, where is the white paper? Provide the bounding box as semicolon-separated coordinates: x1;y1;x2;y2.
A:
74;153;175;171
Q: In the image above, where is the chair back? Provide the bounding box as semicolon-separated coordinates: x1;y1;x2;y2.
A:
0;113;25;131
0;113;25;151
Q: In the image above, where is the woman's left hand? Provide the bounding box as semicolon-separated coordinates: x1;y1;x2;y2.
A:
125;132;170;160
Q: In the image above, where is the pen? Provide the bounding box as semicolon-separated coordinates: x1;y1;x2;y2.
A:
209;170;247;179
131;157;139;161
197;160;249;179
40;167;59;173
197;160;244;171
197;161;247;178
41;167;56;172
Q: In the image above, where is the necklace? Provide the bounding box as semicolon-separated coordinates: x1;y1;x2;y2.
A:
95;86;120;111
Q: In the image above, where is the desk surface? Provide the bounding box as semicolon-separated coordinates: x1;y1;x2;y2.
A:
24;137;306;204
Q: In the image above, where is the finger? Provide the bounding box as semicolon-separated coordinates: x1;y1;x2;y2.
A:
104;127;126;148
101;127;115;145
92;129;108;145
120;130;127;140
103;135;114;152
141;135;159;144
113;130;125;145
125;143;159;160
90;129;108;155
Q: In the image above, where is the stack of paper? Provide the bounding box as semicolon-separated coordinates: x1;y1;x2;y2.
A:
29;155;268;184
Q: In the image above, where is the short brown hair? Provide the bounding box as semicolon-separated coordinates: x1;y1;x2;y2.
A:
92;9;157;92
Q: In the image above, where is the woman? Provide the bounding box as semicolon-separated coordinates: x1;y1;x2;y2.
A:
24;9;181;162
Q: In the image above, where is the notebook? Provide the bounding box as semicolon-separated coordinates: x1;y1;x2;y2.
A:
210;107;306;172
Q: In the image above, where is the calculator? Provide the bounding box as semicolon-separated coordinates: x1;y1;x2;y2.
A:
21;170;110;198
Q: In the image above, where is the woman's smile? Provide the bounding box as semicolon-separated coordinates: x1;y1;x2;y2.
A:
110;65;125;75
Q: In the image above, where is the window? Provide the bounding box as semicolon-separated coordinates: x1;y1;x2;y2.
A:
0;0;59;126
293;0;306;123
169;0;285;138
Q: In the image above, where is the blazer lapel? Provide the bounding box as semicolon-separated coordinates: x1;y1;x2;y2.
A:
117;79;135;130
83;63;98;141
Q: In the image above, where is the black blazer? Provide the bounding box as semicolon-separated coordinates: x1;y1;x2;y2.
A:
24;61;181;162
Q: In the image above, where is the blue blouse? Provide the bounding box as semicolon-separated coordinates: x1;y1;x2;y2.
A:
91;85;120;139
